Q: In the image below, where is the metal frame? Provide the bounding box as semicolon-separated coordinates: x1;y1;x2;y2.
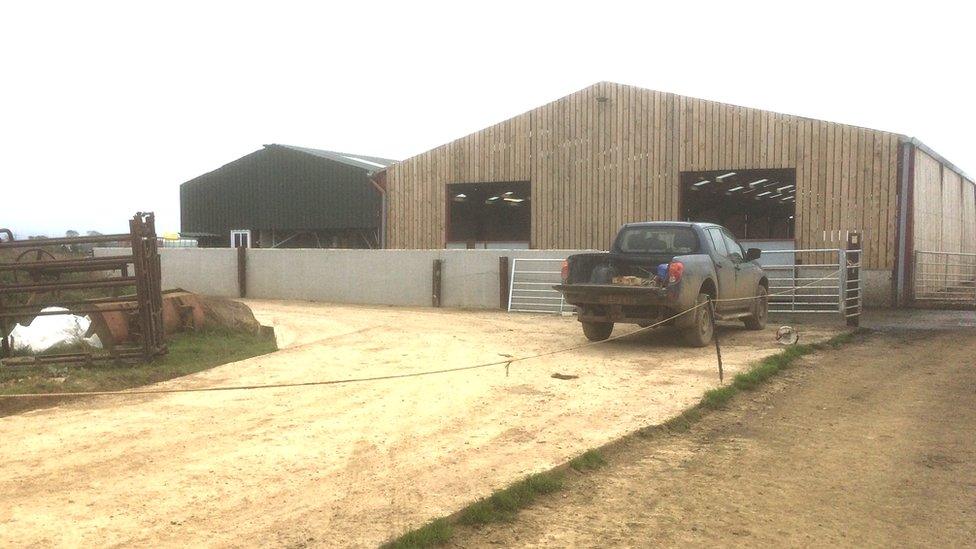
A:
0;213;166;365
508;248;863;321
912;250;976;305
507;258;568;314
762;247;861;321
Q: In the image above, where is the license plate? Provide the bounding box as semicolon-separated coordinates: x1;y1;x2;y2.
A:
600;294;634;305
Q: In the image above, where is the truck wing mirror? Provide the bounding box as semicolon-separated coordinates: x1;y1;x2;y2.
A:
745;248;762;261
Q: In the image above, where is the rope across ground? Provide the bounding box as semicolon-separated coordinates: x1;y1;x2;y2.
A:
0;270;842;400
0;300;844;547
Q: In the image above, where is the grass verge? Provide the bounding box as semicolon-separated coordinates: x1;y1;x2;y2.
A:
0;328;277;417
642;329;868;437
383;519;453;549
383;328;867;548
569;449;607;472
457;471;565;526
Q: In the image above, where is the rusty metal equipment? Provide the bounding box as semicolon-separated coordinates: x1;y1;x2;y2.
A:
0;213;166;365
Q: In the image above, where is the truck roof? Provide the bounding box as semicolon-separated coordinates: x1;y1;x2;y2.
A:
619;221;721;230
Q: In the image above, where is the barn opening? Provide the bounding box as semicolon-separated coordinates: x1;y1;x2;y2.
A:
681;168;796;240
446;181;531;249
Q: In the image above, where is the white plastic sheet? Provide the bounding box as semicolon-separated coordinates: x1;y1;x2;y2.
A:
6;307;103;354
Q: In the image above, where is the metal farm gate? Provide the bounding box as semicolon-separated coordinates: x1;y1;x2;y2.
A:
507;242;862;325
762;245;862;324
912;250;976;307
507;258;569;314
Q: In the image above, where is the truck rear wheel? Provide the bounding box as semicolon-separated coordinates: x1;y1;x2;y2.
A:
743;285;768;330
682;293;714;347
582;321;614;341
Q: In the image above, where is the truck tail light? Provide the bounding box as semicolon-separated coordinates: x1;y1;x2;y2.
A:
560;260;569;283
667;261;684;284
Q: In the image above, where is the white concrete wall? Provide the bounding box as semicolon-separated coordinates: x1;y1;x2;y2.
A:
96;247;892;308
95;247;240;298
246;248;588;308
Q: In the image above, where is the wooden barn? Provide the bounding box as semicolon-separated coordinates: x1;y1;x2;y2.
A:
181;144;396;249
378;81;974;306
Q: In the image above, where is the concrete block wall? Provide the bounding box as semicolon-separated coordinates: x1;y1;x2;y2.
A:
95;247;892;309
95;247;240;298
96;247;589;309
246;248;586;308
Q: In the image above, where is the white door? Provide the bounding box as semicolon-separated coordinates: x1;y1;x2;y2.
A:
230;229;251;248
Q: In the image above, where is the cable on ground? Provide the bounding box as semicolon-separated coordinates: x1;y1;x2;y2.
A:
0;269;847;399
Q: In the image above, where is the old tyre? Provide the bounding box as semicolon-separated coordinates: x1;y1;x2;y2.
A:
743;285;769;330
582;321;614;342
682;292;714;347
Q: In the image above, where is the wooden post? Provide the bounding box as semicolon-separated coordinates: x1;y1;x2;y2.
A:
710;299;723;383
846;232;861;327
237;246;247;299
0;319;9;358
129;216;152;360
432;259;442;307
499;256;510;310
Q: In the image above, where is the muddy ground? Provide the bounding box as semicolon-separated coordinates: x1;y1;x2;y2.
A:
0;300;840;547
448;329;976;547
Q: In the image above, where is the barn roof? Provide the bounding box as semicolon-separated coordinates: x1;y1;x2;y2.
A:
180;144;394;236
270;144;397;173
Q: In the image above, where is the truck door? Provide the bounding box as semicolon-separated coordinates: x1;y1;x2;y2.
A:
721;229;761;307
704;228;737;312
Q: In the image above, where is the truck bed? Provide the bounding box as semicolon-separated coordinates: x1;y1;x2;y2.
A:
554;283;671;306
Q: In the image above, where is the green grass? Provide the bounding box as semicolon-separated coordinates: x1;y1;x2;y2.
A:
658;407;702;433
381;519;453;549
732;343;815;391
0;328;277;416
383;328;869;548
657;329;869;429
569;449;606;472
700;384;738;409
384;460;592;546
458;471;565;525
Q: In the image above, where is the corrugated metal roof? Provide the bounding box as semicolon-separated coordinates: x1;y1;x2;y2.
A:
270;144;397;172
180;146;386;236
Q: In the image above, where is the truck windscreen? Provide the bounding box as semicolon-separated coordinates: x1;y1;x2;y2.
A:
615;226;699;254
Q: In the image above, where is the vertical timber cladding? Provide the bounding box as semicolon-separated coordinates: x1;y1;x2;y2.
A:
386;82;902;269
912;148;976;281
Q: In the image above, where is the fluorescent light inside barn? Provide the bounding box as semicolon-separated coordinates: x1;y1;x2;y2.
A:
756;191;771;197
693;180;710;187
748;179;768;187
727;186;744;192
777;184;794;191
716;172;736;180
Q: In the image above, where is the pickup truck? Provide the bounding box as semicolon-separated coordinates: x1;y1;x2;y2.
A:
554;222;768;347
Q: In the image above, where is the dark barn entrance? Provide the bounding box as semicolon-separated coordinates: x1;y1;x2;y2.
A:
681;168;796;240
446;181;531;248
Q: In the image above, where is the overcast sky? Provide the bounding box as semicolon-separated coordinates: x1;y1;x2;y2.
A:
2;0;973;237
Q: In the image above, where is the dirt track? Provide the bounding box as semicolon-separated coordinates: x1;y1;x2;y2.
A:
449;329;976;547
0;300;839;547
